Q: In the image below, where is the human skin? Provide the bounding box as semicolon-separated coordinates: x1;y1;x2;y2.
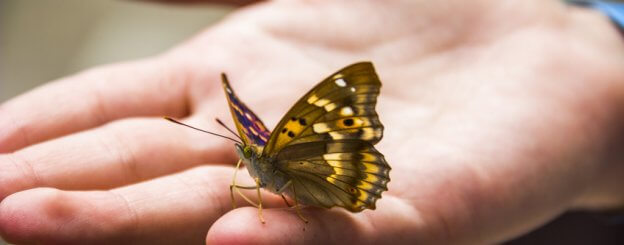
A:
1;0;624;244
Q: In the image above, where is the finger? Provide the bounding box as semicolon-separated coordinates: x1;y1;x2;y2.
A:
0;57;193;153
0;166;284;244
206;195;421;244
0;116;233;200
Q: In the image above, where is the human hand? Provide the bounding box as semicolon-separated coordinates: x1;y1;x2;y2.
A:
2;0;624;244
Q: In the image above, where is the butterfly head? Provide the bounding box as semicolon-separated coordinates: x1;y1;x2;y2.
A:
234;143;255;161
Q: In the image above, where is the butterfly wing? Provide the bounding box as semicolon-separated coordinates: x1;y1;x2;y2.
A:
264;62;384;153
222;74;271;147
264;62;390;211
276;140;390;212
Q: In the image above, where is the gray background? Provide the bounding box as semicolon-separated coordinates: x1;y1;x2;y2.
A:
1;0;231;102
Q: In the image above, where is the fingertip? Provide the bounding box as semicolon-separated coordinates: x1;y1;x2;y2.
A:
0;188;61;243
0;188;135;244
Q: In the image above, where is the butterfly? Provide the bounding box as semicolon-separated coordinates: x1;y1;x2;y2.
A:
223;61;390;222
167;62;390;223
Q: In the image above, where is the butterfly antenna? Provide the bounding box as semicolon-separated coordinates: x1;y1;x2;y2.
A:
164;117;242;144
215;118;244;142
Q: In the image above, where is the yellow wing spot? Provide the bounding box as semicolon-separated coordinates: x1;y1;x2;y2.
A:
272;118;308;150
326;168;345;184
324;153;350;161
326;176;337;184
314;99;330;107
324;103;337;112
354;94;376;103
332;74;344;79
363;173;379;184
357;181;374;191
358;190;370;201
307;94;319;104
324;153;381;163
350;200;368;211
328;131;347;140
326;160;345;168
313;122;331;133
284;120;305;132
362;162;381;174
360;153;379;162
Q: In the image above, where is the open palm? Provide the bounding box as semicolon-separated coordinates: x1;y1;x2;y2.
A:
1;0;624;244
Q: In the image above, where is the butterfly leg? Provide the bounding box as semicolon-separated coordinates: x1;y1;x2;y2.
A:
230;159;242;209
231;184;261;208
276;180;293;208
230;182;265;223
230;159;260;208
280;194;292;208
291;182;309;223
254;177;266;224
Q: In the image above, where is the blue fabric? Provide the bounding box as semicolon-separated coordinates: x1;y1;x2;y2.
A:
568;0;624;30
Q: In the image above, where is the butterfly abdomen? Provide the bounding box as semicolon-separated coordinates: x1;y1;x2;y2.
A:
246;156;293;194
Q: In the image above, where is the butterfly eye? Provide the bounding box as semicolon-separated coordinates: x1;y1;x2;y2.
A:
243;146;252;158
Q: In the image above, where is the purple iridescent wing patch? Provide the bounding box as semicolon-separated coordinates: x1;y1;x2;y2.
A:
221;74;271;146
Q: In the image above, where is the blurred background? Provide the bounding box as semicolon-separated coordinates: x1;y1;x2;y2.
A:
0;0;232;102
0;1;622;244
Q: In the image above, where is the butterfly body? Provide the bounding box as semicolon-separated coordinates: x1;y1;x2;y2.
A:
224;62;390;213
234;144;291;195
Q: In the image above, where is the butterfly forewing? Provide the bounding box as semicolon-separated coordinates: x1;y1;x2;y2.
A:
222;74;271;147
264;62;384;154
262;62;390;211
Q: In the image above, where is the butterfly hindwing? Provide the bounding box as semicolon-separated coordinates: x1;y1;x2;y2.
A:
275;140;390;211
222;74;271;147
